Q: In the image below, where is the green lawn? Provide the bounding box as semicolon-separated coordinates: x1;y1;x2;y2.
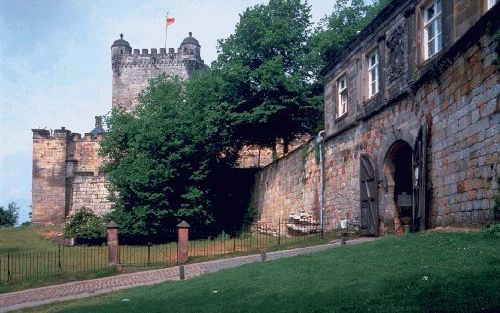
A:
21;231;500;313
0;226;59;254
0;227;116;293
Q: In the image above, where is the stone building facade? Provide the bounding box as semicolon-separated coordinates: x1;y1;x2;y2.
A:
253;0;499;235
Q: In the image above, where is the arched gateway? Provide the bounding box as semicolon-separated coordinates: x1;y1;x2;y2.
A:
363;125;429;235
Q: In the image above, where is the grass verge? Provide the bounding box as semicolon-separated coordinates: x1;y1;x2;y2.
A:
20;231;500;313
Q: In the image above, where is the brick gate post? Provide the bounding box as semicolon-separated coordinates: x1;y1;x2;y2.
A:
107;221;119;266
177;221;190;264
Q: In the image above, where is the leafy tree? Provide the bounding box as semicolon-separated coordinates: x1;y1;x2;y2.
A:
100;74;236;238
213;0;321;153
0;202;19;227
309;0;391;72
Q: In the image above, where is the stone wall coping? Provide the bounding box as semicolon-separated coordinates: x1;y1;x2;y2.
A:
107;221;119;228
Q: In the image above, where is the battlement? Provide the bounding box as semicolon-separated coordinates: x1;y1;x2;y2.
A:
112;47;204;71
127;47;176;56
122;46;203;57
32;128;70;139
32;128;102;142
111;32;205;75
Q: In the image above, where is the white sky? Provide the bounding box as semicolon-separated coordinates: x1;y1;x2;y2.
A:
0;0;337;223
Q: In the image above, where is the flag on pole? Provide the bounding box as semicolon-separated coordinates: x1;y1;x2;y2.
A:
166;17;175;26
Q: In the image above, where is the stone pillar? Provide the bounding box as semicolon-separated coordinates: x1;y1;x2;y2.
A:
107;221;119;266
177;221;190;264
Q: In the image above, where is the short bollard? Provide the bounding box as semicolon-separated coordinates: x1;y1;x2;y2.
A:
261;251;267;262
341;233;347;246
179;265;185;280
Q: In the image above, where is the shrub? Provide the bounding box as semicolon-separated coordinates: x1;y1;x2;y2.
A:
20;221;31;227
484;223;500;238
64;207;106;243
0;201;19;227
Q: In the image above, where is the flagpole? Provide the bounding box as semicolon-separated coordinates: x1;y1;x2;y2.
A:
164;12;169;50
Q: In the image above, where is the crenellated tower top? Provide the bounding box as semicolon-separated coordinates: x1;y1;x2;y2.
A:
111;33;206;110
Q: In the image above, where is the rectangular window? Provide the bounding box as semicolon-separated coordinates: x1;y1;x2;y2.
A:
337;75;348;117
487;0;497;10
368;51;379;98
423;0;442;60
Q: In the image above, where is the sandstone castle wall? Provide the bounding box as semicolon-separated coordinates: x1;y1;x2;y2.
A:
112;33;206;111
252;1;499;233
32;126;112;225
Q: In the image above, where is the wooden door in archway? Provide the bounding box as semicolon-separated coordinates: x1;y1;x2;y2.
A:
360;154;378;236
413;124;429;231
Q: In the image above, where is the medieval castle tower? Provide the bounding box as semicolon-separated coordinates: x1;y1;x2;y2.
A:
32;33;206;225
111;32;206;110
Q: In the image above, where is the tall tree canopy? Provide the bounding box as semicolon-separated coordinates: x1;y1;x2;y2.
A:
309;0;391;72
213;0;321;153
100;73;235;237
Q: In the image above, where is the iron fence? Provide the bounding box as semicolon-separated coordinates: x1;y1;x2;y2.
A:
0;218;349;286
0;245;108;285
185;219;343;263
119;230;178;268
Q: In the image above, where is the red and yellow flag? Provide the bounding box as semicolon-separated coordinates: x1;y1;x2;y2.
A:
166;17;175;26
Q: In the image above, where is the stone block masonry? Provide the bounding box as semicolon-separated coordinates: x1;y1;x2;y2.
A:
32;119;111;226
32;129;68;225
252;140;321;224
70;175;111;216
111;33;207;111
252;1;499;234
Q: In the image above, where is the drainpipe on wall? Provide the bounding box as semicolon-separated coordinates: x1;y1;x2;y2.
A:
317;130;325;231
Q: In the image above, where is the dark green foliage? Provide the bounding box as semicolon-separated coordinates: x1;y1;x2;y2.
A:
213;0;322;150
309;0;391;72
63;207;106;241
100;74;236;237
485;223;500;237
0;202;19;228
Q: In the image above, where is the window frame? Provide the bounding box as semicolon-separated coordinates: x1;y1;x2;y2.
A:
336;74;348;118
423;0;442;60
367;50;379;98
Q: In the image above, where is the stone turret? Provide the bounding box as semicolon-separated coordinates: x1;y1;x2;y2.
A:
111;34;132;73
179;32;201;59
111;32;206;110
